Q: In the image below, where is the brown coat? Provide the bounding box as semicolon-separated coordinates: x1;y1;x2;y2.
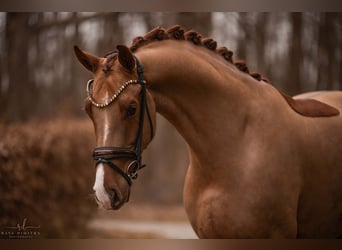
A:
75;27;342;238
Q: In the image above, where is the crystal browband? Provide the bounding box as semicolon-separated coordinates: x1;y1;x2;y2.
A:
86;79;147;108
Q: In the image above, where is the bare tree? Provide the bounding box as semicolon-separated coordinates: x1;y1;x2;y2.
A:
255;13;269;72
96;13;123;53
339;14;342;88
317;13;340;90
286;13;303;95
5;13;35;122
236;12;250;60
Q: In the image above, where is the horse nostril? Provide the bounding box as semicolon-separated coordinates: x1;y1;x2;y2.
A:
110;188;118;200
94;194;100;204
109;189;122;208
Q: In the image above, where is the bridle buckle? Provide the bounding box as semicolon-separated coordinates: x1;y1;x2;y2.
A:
127;160;139;180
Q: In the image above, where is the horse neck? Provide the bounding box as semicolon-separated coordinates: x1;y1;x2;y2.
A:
136;41;277;163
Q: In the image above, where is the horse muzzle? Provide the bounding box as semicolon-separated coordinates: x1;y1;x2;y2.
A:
93;185;129;210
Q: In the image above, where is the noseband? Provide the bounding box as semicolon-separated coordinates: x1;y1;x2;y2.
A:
87;53;154;187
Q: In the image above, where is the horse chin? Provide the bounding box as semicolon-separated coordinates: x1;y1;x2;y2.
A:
111;201;125;210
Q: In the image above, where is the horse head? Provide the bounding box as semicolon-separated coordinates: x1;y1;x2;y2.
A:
74;45;156;210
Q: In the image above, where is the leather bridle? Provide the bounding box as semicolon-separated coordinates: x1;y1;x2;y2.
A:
87;53;154;188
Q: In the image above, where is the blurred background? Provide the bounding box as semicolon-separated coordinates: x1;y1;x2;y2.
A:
0;12;341;238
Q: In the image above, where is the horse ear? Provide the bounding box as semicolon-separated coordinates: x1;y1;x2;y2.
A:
116;45;135;72
73;46;100;73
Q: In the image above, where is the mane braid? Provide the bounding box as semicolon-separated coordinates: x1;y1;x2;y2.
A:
129;25;271;84
250;72;262;81
166;25;185;40
144;27;169;41
184;30;202;45
201;37;217;51
234;61;250;74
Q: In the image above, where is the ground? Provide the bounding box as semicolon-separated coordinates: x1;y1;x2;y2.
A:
86;203;197;239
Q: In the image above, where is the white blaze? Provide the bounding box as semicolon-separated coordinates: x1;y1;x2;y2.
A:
102;92;111;143
93;103;112;209
93;163;111;209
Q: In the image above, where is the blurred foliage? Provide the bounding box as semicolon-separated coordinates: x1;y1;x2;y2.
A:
0;116;188;237
0;118;96;237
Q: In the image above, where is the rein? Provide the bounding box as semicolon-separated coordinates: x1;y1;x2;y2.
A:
87;54;154;188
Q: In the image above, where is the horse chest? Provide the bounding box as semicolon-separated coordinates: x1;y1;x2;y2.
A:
183;159;300;238
184;187;264;238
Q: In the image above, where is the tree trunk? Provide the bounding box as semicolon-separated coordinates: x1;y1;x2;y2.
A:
96;13;122;54
339;14;342;89
255;13;269;72
5;13;34;122
236;12;249;60
177;12;212;35
286;13;303;95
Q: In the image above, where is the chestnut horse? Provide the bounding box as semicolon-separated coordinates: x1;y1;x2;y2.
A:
74;26;342;238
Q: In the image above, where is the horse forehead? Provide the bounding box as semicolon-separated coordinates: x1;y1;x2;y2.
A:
93;58;121;88
92;74;118;98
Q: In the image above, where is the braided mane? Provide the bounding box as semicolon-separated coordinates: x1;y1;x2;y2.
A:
130;25;270;83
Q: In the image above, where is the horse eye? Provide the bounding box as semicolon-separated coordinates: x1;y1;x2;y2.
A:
126;104;137;117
